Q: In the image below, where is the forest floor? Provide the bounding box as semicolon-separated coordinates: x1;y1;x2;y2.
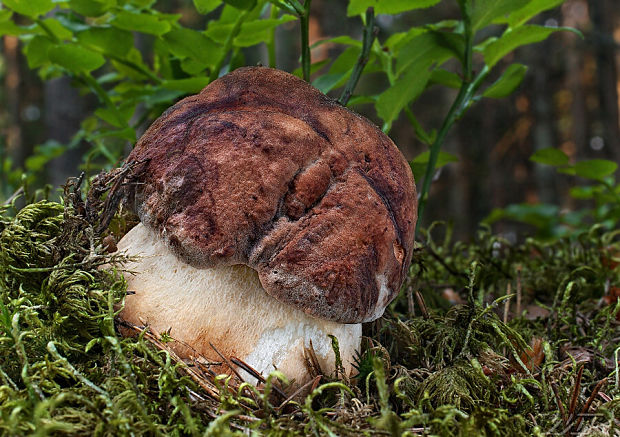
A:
0;181;619;436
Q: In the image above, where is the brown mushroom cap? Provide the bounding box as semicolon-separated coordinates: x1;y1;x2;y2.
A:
126;66;417;323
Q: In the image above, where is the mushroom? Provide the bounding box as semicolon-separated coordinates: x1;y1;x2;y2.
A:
117;67;417;386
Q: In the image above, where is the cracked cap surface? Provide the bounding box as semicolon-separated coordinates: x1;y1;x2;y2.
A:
125;66;417;323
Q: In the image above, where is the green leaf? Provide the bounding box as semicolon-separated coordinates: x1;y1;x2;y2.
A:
485;204;568;238
25;141;66;172
204;22;233;44
347;95;376;106
569;186;596;200
501;203;560;228
129;0;156;7
95;126;136;142
413;150;458;166
95;105;134;128
347;0;441;16
329;46;361;73
162;77;210;93
0;9;13;22
193;0;221;14
429;69;462;89
164;28;219;65
497;0;565;28
483;25;571;68
3;0;54;18
206;9;282;46
375;66;431;126
111;11;171;36
227;48;246;73
574;159;618;181
312;72;349;94
483;63;527;98
218;3;248;23
470;0;529;31
68;0;115;17
557;166;576;176
48;44;106;72
291;59;330;78
234;16;296;47
110;47;150;79
140;88;184;106
385;28;426;53
76;28;133;57
0;10;27;35
223;0;256;10
311;35;362;49
52;14;90;33
181;58;208;75
0;21;27;36
40;18;73;41
24;36;55;68
410;150;458;182
530;148;569;166
395;31;463;76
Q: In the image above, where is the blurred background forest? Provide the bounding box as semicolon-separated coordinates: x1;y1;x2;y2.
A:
0;0;618;241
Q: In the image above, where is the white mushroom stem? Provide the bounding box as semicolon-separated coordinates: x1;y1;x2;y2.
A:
117;223;362;386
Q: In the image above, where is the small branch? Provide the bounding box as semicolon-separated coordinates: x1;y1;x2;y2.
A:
118;320;221;400
405;107;433;145
338;7;377;106
2;187;24;206
572;378;607;432
276;375;321;411
414;289;429;319
299;0;312;82
568;364;584;422
230;357;288;400
209;342;246;383
284;0;305;15
34;18;60;43
551;382;568;426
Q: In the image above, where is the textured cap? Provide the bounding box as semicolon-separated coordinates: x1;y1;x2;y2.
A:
125;67;417;323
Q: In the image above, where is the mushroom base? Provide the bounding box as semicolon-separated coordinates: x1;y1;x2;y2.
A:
116;224;362;387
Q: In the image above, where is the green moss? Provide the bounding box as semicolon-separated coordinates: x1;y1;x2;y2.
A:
0;195;618;436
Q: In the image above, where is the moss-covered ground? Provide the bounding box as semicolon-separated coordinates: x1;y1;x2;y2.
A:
0;181;618;436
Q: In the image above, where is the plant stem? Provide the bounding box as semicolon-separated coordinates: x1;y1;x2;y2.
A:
34;18;59;42
405;107;433;145
209;10;249;82
284;0;305;14
299;0;312;82
338;7;376;106
415;3;488;234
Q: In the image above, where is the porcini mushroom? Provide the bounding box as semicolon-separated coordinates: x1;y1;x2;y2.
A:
117;67;417;386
